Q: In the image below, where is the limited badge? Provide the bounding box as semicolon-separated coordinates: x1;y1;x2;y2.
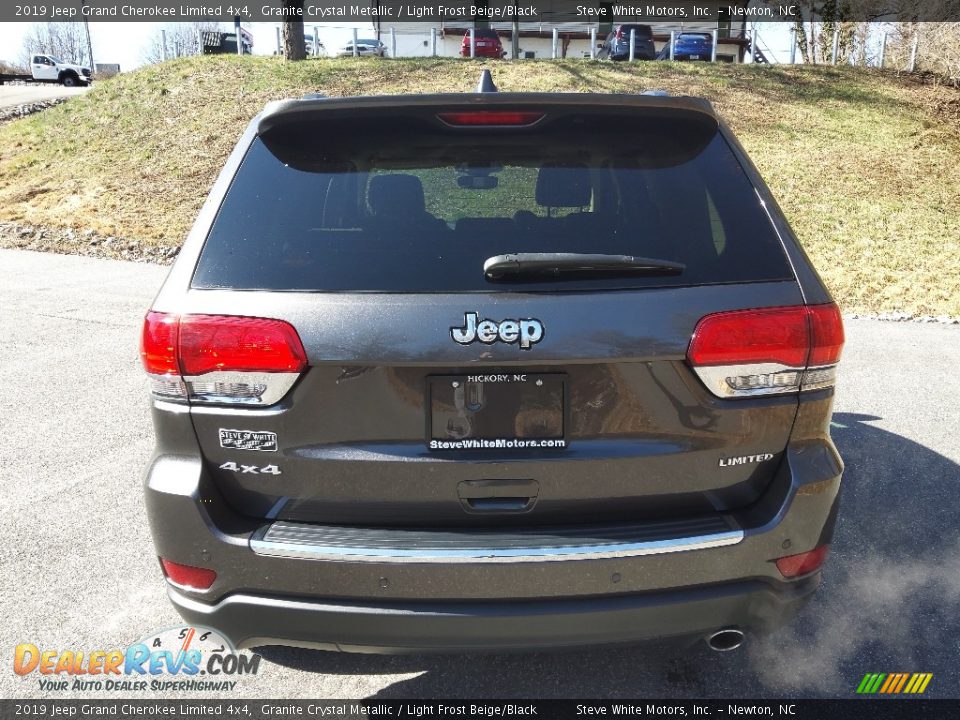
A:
218;429;278;452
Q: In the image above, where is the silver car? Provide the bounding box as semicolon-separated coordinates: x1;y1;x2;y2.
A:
337;38;386;57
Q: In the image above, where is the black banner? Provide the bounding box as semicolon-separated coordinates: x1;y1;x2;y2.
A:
3;0;960;24
2;700;960;720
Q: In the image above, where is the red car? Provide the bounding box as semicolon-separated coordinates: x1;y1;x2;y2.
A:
461;29;505;58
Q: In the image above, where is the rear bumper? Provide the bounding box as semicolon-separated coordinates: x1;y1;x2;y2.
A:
144;399;842;653
609;47;656;60
460;48;505;58
169;576;819;653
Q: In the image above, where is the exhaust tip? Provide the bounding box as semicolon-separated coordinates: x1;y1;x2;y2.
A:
706;628;744;652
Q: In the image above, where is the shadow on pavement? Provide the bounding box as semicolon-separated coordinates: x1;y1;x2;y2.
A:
256;412;960;698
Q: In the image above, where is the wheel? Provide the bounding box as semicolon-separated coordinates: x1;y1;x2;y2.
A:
61;73;78;87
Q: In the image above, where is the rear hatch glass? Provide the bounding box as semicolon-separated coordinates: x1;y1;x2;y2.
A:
192;106;793;293
620;25;653;39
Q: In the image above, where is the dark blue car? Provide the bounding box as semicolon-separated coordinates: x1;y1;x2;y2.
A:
659;32;713;61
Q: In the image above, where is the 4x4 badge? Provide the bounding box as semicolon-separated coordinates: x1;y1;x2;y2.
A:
451;312;544;350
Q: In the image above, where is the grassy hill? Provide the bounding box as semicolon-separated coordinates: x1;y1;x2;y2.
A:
1;55;958;315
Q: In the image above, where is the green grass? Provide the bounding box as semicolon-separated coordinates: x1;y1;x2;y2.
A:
1;55;958;315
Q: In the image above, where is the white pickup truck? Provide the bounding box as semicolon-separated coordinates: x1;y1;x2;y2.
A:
0;54;92;86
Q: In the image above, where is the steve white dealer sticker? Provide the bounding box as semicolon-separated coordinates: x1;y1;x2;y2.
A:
219;429;278;452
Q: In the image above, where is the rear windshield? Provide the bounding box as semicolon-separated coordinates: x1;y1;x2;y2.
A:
192;111;794;293
619;25;653;39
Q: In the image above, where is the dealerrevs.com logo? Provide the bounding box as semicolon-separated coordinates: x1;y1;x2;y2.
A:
13;626;260;692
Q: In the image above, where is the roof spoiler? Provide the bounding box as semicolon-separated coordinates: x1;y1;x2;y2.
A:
257;93;717;139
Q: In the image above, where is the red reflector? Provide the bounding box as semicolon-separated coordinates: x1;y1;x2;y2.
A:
688;306;810;368
808;303;845;366
775;545;830;578
140;311;179;375
160;558;216;590
437;111;544;127
178;315;307;376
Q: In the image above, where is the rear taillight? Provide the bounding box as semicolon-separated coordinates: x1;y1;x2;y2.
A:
160;558;217;591
807;304;845;366
140;312;306;405
178;315;306;375
687;303;844;398
775;545;830;578
437;111;544;127
141;311;179;375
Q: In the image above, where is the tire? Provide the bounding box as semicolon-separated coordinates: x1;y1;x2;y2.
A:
61;73;78;87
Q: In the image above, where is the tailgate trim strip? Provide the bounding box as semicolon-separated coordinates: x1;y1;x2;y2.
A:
250;520;743;564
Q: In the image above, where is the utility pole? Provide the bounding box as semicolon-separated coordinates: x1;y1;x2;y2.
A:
80;0;95;74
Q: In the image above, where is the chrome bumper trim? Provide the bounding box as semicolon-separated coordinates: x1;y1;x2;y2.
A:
250;523;743;564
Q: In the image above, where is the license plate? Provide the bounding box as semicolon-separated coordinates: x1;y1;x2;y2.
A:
690;54;700;59
428;374;565;450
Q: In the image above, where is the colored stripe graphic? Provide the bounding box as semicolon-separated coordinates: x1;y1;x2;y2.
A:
856;672;932;694
893;673;909;693
879;674;896;693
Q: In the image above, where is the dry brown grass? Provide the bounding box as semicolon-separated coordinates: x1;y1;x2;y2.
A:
0;56;958;314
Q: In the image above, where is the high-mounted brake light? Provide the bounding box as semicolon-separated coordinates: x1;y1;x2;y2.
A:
687;304;844;398
437;111;544;127
140;312;307;405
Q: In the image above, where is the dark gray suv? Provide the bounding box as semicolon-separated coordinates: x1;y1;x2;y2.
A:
141;80;844;653
598;24;657;61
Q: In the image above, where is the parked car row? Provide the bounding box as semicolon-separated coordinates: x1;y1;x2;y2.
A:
599;25;714;62
294;38;386;57
293;27;713;62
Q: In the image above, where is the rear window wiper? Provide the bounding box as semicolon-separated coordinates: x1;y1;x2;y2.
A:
483;253;685;282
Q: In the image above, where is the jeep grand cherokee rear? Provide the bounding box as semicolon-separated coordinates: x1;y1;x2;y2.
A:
141;84;844;653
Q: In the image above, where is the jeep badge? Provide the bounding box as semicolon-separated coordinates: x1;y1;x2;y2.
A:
451;312;544;350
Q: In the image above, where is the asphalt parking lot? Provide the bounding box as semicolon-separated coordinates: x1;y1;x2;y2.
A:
0;84;88;110
2;248;958;700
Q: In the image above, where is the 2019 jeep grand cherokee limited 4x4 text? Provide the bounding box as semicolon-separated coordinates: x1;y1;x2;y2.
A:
141;75;844;653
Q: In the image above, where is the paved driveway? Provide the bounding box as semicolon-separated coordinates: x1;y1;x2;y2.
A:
1;249;957;699
0;84;88;110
